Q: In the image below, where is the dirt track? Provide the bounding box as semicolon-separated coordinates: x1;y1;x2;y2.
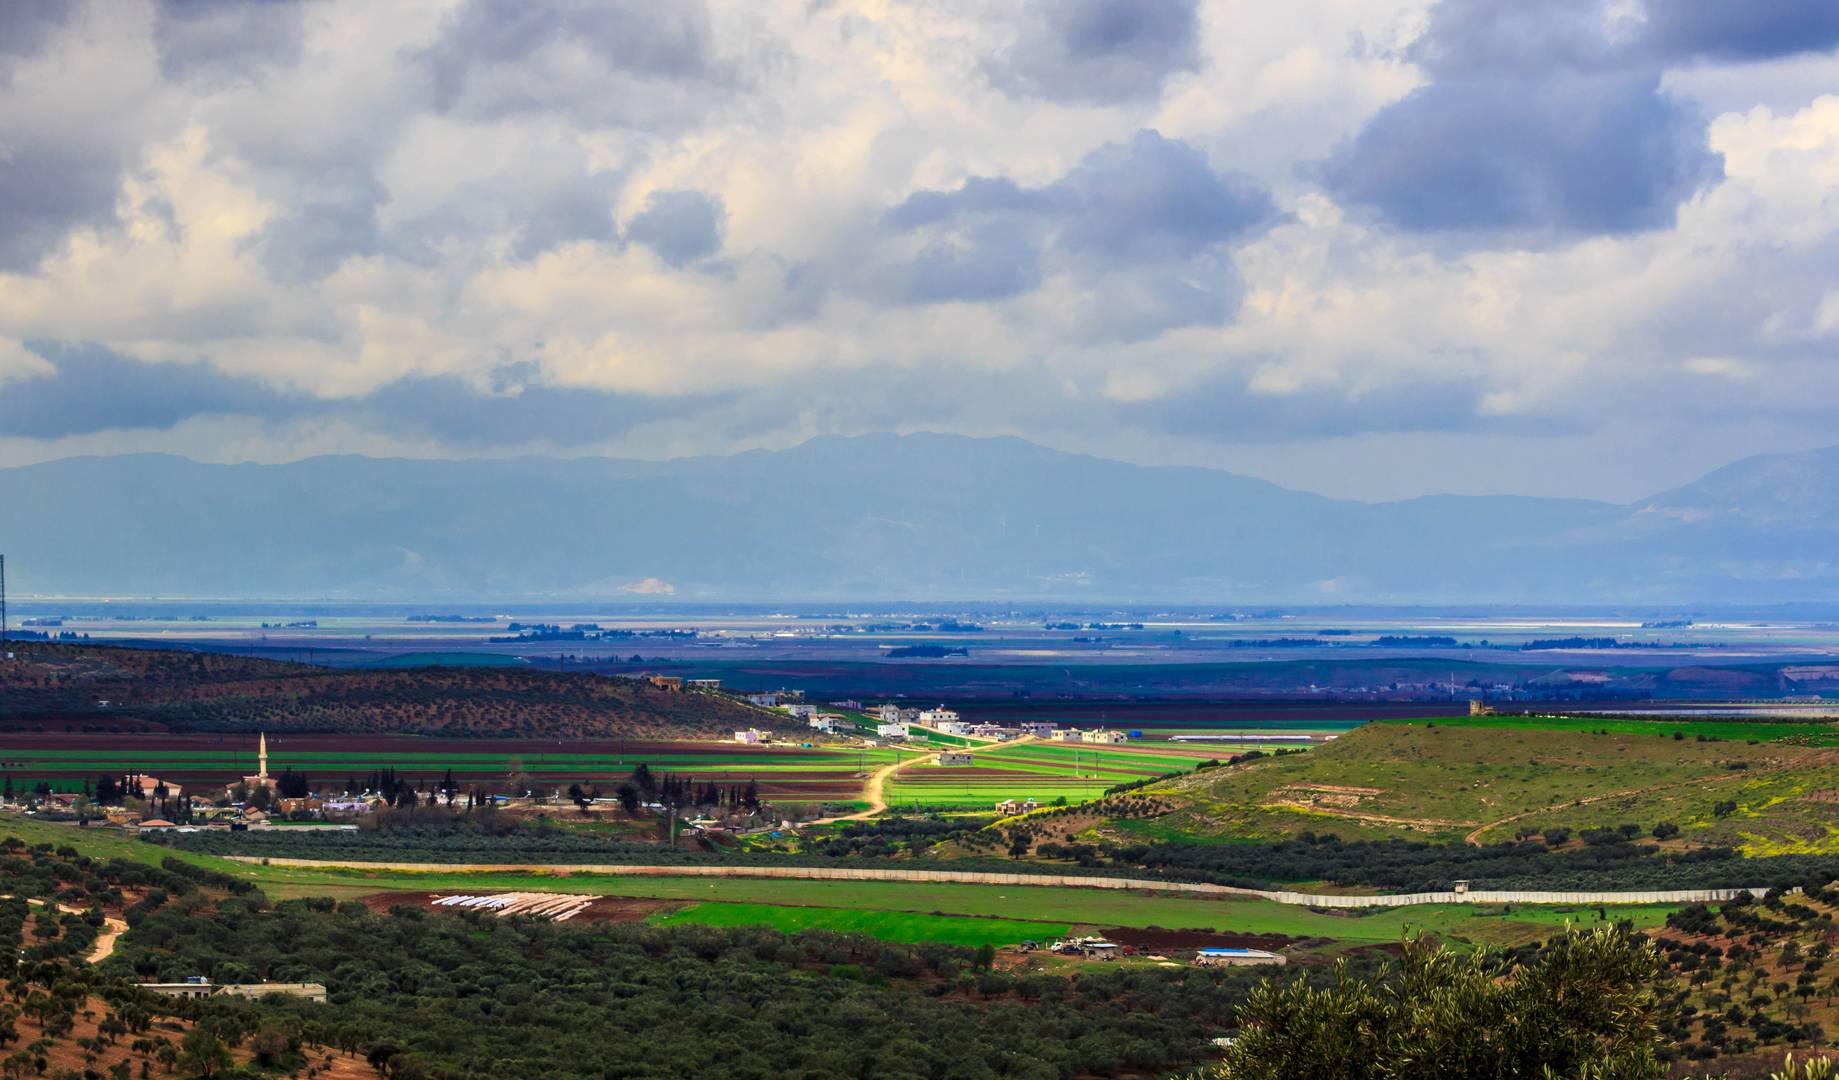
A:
807;734;1044;824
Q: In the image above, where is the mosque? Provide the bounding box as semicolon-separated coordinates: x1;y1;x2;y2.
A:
224;733;278;800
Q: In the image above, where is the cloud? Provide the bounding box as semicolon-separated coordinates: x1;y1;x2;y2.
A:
989;0;1201;104
353;370;718;448
1327;0;1733;241
151;0;305;83
0;0;75;70
625;189;724;267
0;343;314;438
1639;1;1839;63
1113;366;1511;442
1052;130;1276;263
420;0;739;127
254;164;387;281
1;1;1838;504
1324;71;1721;236
509;171;623;260
877;130;1275;334
0;344;716;448
0;138;128;272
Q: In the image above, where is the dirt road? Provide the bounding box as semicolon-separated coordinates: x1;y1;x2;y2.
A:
2;896;128;964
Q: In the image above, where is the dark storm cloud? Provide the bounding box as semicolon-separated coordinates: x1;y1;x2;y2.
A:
990;0;1201;104
625;189;725;267
1639;0;1839;63
0;343;314;438
1325;0;1759;241
0;1;127;271
151;0;306;83
1052;131;1275;263
0;343;712;448
878;131;1275;331
1324;72;1721;236
421;0;734;125
1406;0;1839;74
0;140;125;272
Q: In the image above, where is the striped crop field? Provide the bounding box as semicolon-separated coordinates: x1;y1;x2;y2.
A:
884;739;1230;808
0;733;903;801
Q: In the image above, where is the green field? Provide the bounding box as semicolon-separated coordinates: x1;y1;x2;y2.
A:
1381;713;1839;744
652;902;1070;946
0;815;1679;951
885;739;1220;807
1151;719;1839;849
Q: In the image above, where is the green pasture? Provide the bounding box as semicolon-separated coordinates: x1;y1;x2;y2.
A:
651;903;1070;947
1156;721;1813;844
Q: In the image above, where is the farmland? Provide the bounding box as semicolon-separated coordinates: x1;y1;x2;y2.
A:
651;903;1072;947
885;739;1231;808
0;814;1681;953
0;731;901;802
0;730;1249;809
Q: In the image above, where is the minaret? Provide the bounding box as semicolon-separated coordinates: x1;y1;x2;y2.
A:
258;733;268;780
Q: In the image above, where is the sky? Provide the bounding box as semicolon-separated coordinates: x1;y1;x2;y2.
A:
1;0;1837;503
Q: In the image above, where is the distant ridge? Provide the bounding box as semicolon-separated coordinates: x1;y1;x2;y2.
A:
1;433;1836;602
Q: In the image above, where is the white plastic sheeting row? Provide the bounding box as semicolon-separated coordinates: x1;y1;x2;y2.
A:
431;893;597;921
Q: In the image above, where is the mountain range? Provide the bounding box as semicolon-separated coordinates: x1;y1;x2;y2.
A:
2;434;1836;602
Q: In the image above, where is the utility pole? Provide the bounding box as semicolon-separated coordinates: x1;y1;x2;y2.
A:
0;553;7;648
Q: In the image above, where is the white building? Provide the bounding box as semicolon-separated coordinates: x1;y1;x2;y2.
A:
877;722;910;739
1083;729;1129;744
782;702;817;719
876;704;903;722
918;706;960;726
734;729;769;745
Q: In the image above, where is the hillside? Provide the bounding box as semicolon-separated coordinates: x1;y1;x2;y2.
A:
6;434;1839;601
0;643;786;739
1140;718;1839;852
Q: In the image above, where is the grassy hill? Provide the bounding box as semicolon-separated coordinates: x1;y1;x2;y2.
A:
0;643;787;740
1141;718;1839;852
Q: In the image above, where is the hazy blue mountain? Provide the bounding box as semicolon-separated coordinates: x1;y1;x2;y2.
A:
1;433;1835;602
